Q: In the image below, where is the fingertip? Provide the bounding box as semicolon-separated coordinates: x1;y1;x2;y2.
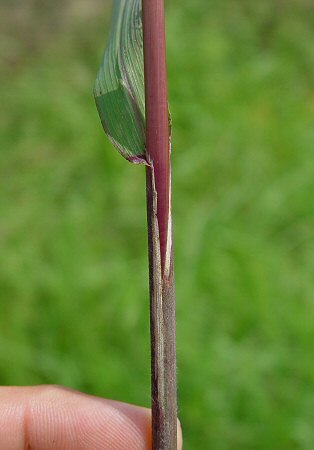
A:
0;385;152;450
0;386;181;450
29;386;152;450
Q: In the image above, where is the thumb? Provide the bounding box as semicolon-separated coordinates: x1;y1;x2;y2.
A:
0;385;183;449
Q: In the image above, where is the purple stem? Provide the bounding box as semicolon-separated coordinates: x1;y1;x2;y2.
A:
142;1;177;449
142;0;170;274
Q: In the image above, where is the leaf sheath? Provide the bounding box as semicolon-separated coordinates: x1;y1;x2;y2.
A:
146;167;177;450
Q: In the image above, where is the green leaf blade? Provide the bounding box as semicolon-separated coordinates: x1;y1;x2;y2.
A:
94;0;146;163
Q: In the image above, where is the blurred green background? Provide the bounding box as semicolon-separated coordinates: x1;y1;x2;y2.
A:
1;0;314;448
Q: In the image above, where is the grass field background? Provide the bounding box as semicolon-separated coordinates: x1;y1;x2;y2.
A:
1;0;314;448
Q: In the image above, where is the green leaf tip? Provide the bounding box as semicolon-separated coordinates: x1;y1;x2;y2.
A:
94;0;146;164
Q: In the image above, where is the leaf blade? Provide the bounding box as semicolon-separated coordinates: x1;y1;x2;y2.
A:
94;0;146;163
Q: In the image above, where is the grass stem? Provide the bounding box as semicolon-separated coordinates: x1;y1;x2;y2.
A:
142;0;177;448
